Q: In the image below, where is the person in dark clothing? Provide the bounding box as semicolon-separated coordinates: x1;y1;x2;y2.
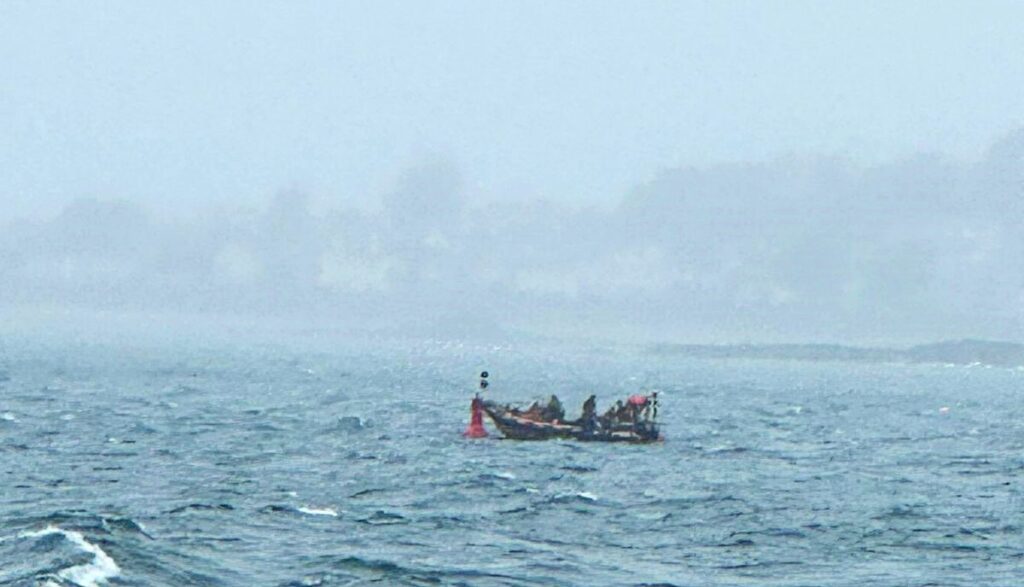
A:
615;400;631;422
602;400;624;427
601;403;617;422
581;395;596;417
581;395;598;434
543;395;565;422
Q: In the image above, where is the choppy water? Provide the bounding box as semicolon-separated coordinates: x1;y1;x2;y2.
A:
1;336;1023;586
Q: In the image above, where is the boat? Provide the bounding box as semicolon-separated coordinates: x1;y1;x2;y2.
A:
464;389;662;443
479;399;661;443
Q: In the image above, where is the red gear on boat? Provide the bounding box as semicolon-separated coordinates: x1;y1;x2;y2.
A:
463;396;488;438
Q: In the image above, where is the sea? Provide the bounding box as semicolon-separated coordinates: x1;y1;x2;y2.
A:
1;334;1022;586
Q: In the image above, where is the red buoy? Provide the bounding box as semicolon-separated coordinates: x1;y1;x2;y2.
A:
463;396;488;438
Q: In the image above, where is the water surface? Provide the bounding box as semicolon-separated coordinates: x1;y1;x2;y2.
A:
2;337;1022;586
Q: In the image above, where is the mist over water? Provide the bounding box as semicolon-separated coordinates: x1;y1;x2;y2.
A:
3;3;1024;345
3;130;1024;344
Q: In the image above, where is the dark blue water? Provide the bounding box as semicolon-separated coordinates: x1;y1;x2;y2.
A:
2;336;1022;586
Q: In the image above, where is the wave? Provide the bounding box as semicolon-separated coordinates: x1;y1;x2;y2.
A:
329;415;369;433
259;504;340;518
473;471;517;486
348;487;385;498
357;510;407;525
19;526;121;587
297;506;338;517
102;516;153;539
166;503;235;514
560;465;598;473
551;491;599;503
319;555;532;586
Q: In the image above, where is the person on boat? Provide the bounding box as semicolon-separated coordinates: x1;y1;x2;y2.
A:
614;400;631;422
601;402;618;424
602;400;626;427
581;394;598;434
581;394;596;417
541;395;565;422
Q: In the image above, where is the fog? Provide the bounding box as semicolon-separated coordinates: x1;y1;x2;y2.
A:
2;129;1023;344
2;3;1024;345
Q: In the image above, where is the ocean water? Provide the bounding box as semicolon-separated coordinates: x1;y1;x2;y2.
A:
1;336;1022;586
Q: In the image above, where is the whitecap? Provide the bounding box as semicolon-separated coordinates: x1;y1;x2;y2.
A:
21;526;121;587
494;471;516;480
297;506;338;517
554;491;598;502
1;412;17;422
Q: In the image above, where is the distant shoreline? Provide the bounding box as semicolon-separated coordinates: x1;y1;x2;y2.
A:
647;339;1024;368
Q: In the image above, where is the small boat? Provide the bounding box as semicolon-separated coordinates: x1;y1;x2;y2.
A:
479;400;661;443
462;372;662;443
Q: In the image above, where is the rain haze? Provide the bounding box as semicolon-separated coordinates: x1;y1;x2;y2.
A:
3;1;1024;344
5;5;1024;587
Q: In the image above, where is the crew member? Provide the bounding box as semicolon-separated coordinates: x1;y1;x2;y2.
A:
581;394;598;433
543;395;565;422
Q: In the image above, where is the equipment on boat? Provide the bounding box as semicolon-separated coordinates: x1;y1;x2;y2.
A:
463;372;490;438
462;396;489;438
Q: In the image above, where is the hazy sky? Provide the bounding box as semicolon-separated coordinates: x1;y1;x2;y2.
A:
3;1;1024;219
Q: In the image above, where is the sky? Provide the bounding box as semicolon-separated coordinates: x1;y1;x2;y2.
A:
2;2;1024;344
3;1;1024;219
